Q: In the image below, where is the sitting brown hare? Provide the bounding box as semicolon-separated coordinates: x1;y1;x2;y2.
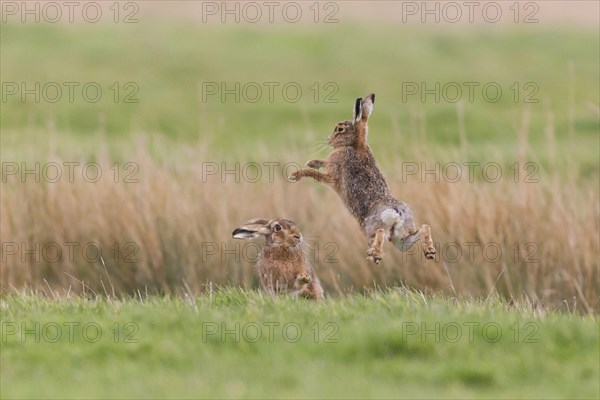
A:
232;218;324;300
290;93;436;264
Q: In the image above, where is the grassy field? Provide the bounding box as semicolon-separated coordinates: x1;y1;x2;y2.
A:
1;22;598;164
2;19;599;310
1;6;599;399
2;289;599;399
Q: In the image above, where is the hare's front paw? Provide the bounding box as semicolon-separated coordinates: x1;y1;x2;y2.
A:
366;248;383;265
296;273;312;285
423;243;436;260
288;170;302;182
306;160;324;169
294;273;312;292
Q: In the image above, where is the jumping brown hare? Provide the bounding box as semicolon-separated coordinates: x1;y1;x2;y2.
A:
289;93;436;264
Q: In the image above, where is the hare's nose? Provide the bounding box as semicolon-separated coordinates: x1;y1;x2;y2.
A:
293;235;301;240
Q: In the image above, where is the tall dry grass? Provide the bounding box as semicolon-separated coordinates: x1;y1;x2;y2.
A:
1;130;598;313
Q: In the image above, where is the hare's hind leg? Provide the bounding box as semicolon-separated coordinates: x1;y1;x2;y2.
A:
365;207;402;264
259;268;288;297
366;228;386;265
295;285;321;300
420;225;436;260
404;224;436;260
309;279;325;300
260;273;277;297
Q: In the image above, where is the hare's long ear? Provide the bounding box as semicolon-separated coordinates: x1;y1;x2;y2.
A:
353;98;363;124
232;219;271;239
361;93;375;121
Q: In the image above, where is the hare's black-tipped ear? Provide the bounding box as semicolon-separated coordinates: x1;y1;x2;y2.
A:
361;93;375;121
245;218;270;226
353;98;363;123
232;219;271;239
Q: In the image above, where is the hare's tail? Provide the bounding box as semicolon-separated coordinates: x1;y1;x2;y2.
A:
380;208;402;228
380;208;415;251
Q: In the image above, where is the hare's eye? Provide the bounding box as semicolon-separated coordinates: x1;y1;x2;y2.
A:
274;224;282;232
337;126;344;133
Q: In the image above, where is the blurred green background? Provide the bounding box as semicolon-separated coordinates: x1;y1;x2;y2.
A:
2;9;598;177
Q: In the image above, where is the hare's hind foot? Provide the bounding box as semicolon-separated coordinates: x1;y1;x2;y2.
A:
424;246;436;260
366;249;383;265
396;224;436;261
366;228;385;265
420;224;436;260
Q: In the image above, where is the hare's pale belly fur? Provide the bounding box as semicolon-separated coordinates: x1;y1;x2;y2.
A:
328;147;417;246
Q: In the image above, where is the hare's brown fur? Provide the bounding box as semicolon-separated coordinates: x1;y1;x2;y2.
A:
290;93;436;264
233;218;324;299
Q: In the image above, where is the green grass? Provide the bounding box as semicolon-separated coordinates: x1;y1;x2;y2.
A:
1;15;599;400
2;290;598;399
